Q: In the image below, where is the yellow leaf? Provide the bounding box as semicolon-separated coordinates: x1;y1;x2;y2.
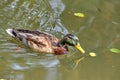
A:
0;79;6;80
89;52;96;57
74;12;85;17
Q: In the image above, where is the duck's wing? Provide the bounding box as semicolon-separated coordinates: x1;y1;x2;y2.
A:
6;28;59;53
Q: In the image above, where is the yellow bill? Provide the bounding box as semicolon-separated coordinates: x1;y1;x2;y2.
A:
75;43;85;54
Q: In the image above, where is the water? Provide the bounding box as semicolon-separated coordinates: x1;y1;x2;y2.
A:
0;0;120;80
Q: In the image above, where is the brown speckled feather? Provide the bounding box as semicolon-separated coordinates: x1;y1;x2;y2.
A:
12;29;59;53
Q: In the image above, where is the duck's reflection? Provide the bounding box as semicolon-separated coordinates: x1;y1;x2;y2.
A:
8;53;60;80
8;52;84;80
10;53;60;69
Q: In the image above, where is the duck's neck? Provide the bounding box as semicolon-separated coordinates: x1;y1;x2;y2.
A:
57;40;68;51
52;40;68;55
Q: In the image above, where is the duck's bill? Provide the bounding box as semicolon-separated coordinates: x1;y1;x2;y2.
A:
75;43;85;54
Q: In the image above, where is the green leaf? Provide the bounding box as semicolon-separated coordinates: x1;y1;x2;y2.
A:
110;48;120;53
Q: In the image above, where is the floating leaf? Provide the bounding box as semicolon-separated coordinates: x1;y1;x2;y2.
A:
110;48;120;53
0;79;6;80
89;52;96;57
74;12;85;17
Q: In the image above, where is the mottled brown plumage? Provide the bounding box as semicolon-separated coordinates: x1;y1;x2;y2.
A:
6;28;85;55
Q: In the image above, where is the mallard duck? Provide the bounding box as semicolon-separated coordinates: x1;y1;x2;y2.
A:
6;28;85;55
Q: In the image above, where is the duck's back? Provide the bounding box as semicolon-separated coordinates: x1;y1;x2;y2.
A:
6;28;59;53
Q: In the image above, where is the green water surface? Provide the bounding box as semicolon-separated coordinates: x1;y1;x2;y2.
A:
0;0;120;80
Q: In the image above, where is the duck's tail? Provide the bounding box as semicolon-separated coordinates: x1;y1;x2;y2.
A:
6;28;27;39
6;28;28;45
6;28;16;37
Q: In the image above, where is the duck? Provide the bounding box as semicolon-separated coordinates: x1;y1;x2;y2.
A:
6;28;85;55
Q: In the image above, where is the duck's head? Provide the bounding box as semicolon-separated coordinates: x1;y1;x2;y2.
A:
60;34;85;54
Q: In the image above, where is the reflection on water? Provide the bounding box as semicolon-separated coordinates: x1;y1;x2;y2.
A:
9;54;60;80
0;52;81;80
0;0;120;80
